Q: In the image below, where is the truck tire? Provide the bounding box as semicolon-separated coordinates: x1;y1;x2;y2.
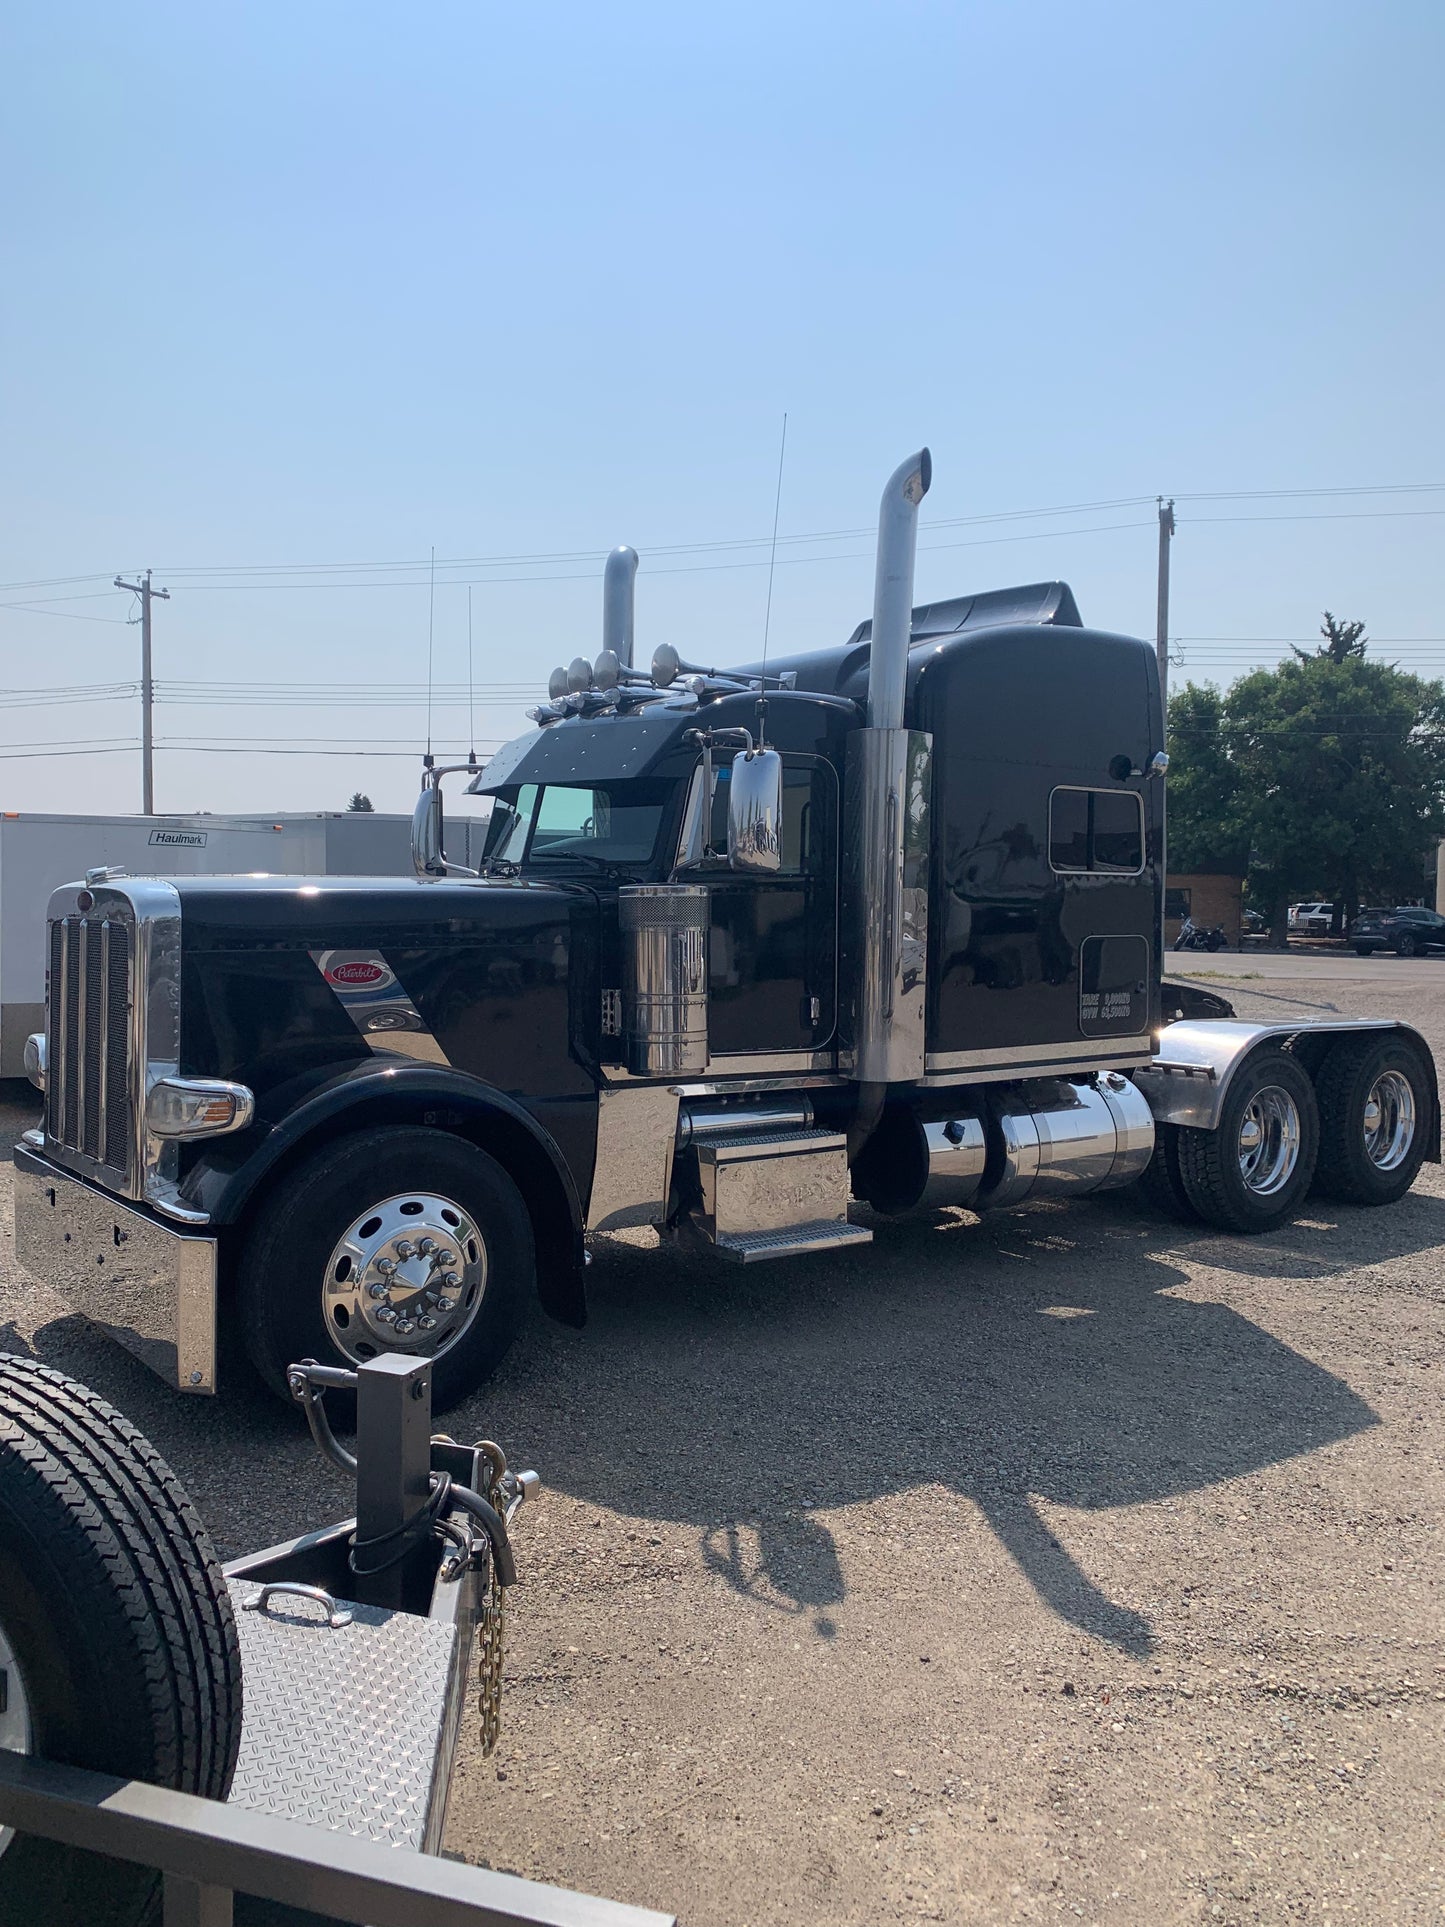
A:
1176;1049;1319;1233
1136;1121;1199;1223
1311;1034;1431;1206
236;1127;533;1412
0;1354;242;1927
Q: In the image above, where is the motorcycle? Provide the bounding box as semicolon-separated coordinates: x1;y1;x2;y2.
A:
1174;915;1227;952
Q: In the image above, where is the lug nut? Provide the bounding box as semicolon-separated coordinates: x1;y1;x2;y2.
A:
435;1249;455;1267
417;1314;436;1332
436;1296;457;1313
375;1305;397;1324
417;1237;437;1256
395;1240;415;1259
367;1282;389;1301
442;1271;460;1288
394;1318;415;1337
376;1258;396;1277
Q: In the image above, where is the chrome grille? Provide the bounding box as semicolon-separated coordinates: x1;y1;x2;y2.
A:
46;911;134;1183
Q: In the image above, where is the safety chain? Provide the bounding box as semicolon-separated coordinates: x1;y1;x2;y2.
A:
477;1567;508;1757
475;1439;511;1758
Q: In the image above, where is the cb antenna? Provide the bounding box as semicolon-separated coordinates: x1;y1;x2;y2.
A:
424;545;437;768
467;585;476;766
757;411;788;741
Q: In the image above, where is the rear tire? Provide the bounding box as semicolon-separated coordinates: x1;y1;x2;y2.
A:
1312;1035;1430;1205
1137;1121;1200;1223
0;1355;242;1927
236;1127;533;1413
1177;1049;1319;1233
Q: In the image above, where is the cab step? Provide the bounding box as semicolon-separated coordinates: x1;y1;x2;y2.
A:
714;1218;874;1264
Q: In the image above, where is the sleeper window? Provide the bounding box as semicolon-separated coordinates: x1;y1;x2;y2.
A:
1049;787;1144;875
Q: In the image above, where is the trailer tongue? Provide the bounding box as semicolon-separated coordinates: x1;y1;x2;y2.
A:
0;1350;669;1927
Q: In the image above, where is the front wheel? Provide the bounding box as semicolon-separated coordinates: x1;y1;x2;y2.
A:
1312;1035;1431;1205
236;1127;534;1412
1176;1049;1319;1232
1395;932;1420;958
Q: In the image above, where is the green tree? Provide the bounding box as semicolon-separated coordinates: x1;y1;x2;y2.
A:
1162;682;1242;874
1168;620;1445;942
347;791;374;813
1296;611;1368;664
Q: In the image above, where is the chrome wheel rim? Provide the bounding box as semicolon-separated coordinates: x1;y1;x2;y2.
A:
323;1191;487;1364
0;1612;34;1857
1363;1069;1415;1171
1236;1085;1301;1197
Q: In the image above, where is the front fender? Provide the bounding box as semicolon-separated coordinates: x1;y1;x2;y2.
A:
184;1061;589;1325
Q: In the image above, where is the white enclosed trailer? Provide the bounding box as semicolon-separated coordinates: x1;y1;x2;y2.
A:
0;810;490;1075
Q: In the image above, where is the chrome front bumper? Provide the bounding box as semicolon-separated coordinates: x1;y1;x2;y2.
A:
12;1144;218;1393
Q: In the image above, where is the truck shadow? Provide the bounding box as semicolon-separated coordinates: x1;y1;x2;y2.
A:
470;1187;1441;1658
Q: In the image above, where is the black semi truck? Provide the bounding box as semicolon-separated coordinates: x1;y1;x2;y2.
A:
13;451;1439;1409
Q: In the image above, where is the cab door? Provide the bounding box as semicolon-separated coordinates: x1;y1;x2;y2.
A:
704;755;838;1057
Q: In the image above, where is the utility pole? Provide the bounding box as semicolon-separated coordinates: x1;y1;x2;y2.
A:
1155;497;1175;721
114;569;170;814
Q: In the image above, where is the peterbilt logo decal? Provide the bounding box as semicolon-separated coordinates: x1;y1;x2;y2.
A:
317;951;396;993
326;959;389;988
309;949;449;1066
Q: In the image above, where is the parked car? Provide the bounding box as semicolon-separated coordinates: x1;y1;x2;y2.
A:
1349;905;1445;957
1288;901;1335;937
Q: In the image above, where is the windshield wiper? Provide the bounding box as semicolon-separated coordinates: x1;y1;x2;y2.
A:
526;850;628;878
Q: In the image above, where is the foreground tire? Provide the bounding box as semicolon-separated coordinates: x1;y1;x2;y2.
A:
1395;931;1420;958
1177;1049;1319;1233
237;1127;534;1412
1312;1034;1431;1205
0;1355;241;1927
1137;1120;1200;1223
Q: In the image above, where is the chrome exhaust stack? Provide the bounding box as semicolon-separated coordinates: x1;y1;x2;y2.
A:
844;450;933;1128
602;545;640;668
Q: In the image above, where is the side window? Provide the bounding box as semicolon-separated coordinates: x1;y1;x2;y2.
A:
485;785;536;864
1049;787;1144;875
706;758;833;875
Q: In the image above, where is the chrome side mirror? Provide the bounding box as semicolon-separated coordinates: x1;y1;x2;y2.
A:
411;783;445;878
727;748;783;874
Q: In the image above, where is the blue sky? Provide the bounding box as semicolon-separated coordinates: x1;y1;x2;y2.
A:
3;0;1441;816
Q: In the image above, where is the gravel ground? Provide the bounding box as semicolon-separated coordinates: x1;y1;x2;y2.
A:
1;949;1442;1925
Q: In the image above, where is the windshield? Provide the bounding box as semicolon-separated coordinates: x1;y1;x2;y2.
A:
481;781;675;871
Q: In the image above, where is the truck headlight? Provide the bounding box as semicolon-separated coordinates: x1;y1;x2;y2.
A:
145;1077;255;1139
24;1032;46;1093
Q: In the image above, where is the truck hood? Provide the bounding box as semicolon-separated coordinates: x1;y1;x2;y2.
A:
164;873;584;952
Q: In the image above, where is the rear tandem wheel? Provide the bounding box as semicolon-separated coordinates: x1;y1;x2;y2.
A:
1311;1033;1431;1205
1175;1049;1320;1233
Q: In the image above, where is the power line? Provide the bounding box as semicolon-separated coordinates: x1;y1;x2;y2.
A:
5;479;1444;598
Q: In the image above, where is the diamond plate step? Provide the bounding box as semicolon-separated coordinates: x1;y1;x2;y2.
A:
714;1218;874;1264
226;1578;455;1850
